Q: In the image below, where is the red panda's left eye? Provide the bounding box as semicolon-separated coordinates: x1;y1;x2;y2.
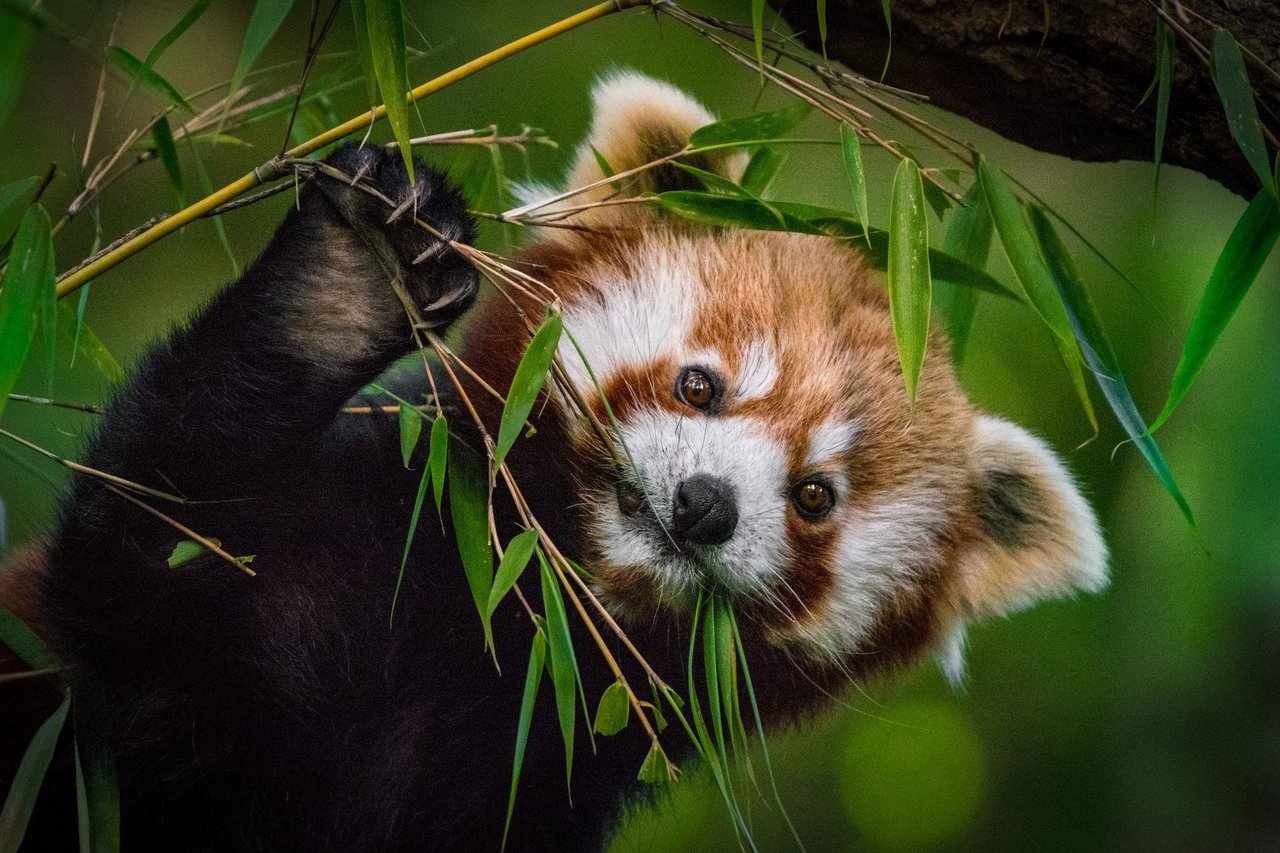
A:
792;481;834;520
678;368;716;410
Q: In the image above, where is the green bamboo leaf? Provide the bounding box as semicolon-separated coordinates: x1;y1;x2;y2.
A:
125;0;211;105
167;537;220;568
428;414;448;515
672;161;750;197
186;137;239;276
751;0;765;71
348;0;379;108
539;552;577;793
487;528;539;618
879;0;893;78
689;101;810;149
0;204;53;422
0;697;69;853
494;310;562;472
935;182;994;363
1211;28;1277;196
0;176;38;247
151;116;185;208
1029;206;1194;526
657;191;821;234
398;404;422;468
739;146;787;197
978;158;1098;433
1150;189;1280;433
839;123;870;246
887;158;931;405
1153;14;1174;189
224;0;295;126
390;463;429;624
449;438;493;643
57;302;123;384
816;0;828;57
74;735;120;853
501;627;546;853
0;602;58;671
103;47;189;111
593;681;631;736
365;0;414;182
637;741;675;784
589;144;622;192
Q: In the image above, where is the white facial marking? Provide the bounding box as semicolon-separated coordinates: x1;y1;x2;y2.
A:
804;419;861;468
781;488;947;661
734;341;779;402
557;254;701;406
596;411;791;602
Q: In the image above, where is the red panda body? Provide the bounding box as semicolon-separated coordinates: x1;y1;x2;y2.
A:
3;73;1105;850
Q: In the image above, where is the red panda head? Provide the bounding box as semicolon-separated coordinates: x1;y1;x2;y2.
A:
504;72;1106;683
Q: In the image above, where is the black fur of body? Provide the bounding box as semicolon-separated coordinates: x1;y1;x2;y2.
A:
33;145;682;852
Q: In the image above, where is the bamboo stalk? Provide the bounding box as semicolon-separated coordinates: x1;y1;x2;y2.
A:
55;0;649;299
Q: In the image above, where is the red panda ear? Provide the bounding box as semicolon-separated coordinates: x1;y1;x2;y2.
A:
953;414;1108;621
514;71;746;230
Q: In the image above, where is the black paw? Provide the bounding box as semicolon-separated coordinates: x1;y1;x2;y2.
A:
313;142;478;328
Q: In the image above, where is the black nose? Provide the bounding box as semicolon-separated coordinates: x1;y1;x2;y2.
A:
672;474;738;545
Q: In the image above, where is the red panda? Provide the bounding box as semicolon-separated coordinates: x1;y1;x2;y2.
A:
2;72;1105;851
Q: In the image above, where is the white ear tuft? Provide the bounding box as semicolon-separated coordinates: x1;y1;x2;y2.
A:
953;415;1108;619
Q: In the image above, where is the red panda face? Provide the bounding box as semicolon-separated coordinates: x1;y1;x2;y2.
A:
489;71;1107;682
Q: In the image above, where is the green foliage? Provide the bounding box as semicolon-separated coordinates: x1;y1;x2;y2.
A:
495;310;562;472
124;0;211;106
364;0;414;181
689;101;810;149
887;158;931;405
0;204;54;422
1211;29;1277;198
74;736;120;853
104;47;190;111
839;123;870;246
0;697;69;853
593;681;631;736
224;0;296;127
502;626;546;852
936;181;994;363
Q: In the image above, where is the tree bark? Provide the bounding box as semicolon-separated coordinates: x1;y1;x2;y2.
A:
769;0;1278;198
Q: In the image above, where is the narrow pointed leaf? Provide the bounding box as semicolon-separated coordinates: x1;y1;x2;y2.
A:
887;159;931;404
501;628;546;852
539;552;577;793
494;311;562;471
690;101;810;149
816;0;828;56
398;404;422;468
449;439;493;640
0;204;53;422
593;681;631;736
1153;15;1174;188
1029;206;1194;526
365;0;414;182
1211;28;1276;196
348;0;379;108
186;137;238;276
739;146;787;197
487;528;539;618
978;159;1097;432
0;176;37;247
0;697;69;852
73;734;119;853
103;47;189;110
390;463;429;623
839;123;870;246
751;0;765;70
57;302;123;384
126;0;211;104
1150;189;1280;433
936;182;994;363
151;116;185;208
224;0;295;126
0;602;58;671
428;415;448;514
879;0;893;78
658;191;820;234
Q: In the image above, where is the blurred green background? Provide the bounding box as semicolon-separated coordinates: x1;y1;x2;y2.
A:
2;1;1277;850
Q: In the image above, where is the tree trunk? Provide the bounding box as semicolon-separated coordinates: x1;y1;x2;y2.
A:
769;0;1279;198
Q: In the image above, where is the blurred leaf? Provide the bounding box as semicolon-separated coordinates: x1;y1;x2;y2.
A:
751;0;765;71
936;182;994;363
366;0;414;182
815;0;827;57
887;159;931;405
539;552;577;793
690;101;810;149
1153;14;1174;189
57;302;123;384
74;736;120;853
0;602;58;671
0;1;35;133
449;438;493;645
1029;206;1195;526
1211;28;1277;197
638;741;674;784
126;0;211;105
978;158;1097;433
348;0;379;107
879;0;893;78
428;414;448;516
840;124;871;246
0;176;37;247
150;117;185;209
185;138;239;276
0;204;53;422
739;146;787;197
672;161;749;197
593;681;631;736
1150;189;1280;433
391;460;429;623
103;47;189;111
501;627;545;852
487;527;539;618
224;0;295;127
398;403;422;468
0;697;69;853
494;310;562;472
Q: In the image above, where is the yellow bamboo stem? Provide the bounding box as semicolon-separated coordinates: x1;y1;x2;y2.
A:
55;0;646;299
